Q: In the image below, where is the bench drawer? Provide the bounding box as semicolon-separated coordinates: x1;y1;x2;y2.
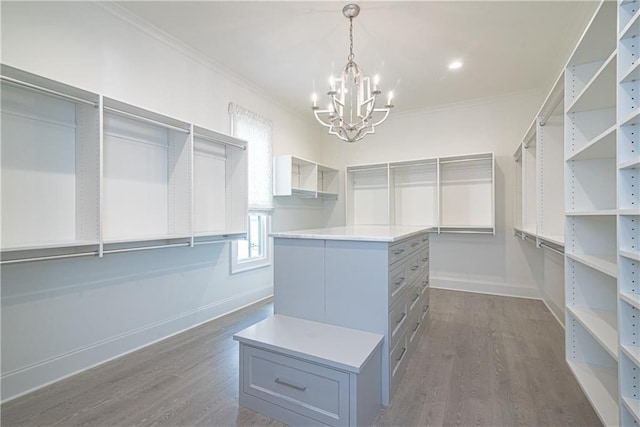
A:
242;345;349;425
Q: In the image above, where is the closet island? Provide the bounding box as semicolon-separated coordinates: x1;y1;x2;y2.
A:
271;225;432;405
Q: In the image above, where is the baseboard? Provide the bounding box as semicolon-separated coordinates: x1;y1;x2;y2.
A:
541;291;565;329
1;286;273;403
430;276;541;300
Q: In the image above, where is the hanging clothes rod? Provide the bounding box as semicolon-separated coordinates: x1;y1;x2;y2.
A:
102;242;190;255
0;251;98;265
193;239;230;246
1;75;98;107
539;94;563;127
539;242;564;256
193;132;246;150
104;106;190;134
438;157;491;165
347;166;389;172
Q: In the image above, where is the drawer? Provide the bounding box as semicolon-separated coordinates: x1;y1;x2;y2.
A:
408;310;422;351
420;293;430;322
389;241;408;265
408;285;421;315
419;274;429;295
419;233;430;248
389;296;409;351
390;330;409;395
242;345;349;425
405;236;422;254
389;261;408;306
407;254;422;285
418;249;429;272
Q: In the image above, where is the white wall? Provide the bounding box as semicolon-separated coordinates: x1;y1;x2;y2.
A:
322;91;548;298
0;1;325;401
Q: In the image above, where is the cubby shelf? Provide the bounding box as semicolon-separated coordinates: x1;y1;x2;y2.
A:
566;125;616;161
567;253;618;278
566;52;617;114
621;292;640;310
567;306;618;360
346;153;494;234
566;360;619;427
0;65;248;263
273;155;338;199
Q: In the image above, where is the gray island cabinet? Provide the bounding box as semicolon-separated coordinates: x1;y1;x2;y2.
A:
271;225;431;406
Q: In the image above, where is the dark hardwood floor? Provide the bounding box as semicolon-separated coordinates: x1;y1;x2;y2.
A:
1;289;601;426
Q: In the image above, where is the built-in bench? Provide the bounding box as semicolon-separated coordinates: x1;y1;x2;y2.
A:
233;314;384;426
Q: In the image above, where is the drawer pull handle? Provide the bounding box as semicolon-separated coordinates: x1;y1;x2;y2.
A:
394;278;405;286
413;322;420;332
411;242;419;247
396;347;407;362
275;377;307;392
422;281;428;287
393;248;405;255
422;258;428;262
411;265;419;271
423;305;429;312
396;312;406;324
412;293;419;302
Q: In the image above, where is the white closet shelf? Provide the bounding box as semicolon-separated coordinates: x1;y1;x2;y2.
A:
622;344;640;368
619;157;640;169
620;209;640;216
620;6;640;41
620;250;640;262
567;306;618;360
567;361;619;427
102;234;191;245
0;240;100;253
622;396;640;424
566;253;618;278
566;125;616;161
565;210;617;216
566;52;617;114
621;58;640;84
620;292;640;310
537;234;565;247
192;231;246;238
621;108;640;127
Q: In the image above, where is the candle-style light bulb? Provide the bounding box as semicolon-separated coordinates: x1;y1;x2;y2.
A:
329;76;336;92
387;91;394;106
373;75;380;92
312;93;317;108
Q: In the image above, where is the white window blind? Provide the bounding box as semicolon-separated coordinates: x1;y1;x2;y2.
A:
229;102;273;212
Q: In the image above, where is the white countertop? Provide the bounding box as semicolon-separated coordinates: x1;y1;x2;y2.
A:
270;225;432;242
233;314;384;373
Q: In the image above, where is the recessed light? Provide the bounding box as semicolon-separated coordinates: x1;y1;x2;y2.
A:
448;60;463;70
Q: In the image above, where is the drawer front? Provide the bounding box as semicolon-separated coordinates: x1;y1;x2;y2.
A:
408;284;421;315
389;296;409;351
419;233;430;248
408;309;422;352
419;274;429;296
389;241;408;265
242;345;349;425
418;249;429;273
407;254;422;285
420;291;430;322
405;237;422;255
389;261;408;307
390;330;409;395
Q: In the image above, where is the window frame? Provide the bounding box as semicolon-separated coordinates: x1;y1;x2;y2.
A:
230;213;271;274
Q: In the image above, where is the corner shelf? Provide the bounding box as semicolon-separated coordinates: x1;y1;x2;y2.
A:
273;155;339;199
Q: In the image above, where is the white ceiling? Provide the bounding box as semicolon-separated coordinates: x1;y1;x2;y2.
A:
115;1;599;114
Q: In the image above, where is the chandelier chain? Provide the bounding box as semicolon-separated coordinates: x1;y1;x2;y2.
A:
348;17;354;62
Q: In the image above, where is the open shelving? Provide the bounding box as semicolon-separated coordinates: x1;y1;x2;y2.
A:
346;153;494;234
0;65;101;253
0;64;248;264
389;159;438;227
522;124;537;235
563;2;620;426
514;145;523;232
273;155;338;199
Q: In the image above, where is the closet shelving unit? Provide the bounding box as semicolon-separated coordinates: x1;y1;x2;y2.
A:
345;153;494;234
514;71;565;253
272;155;338;199
618;0;640;425
563;2;623;426
0;64;248;264
389;158;438;227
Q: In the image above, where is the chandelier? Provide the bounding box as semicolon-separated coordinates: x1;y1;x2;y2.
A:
311;3;394;143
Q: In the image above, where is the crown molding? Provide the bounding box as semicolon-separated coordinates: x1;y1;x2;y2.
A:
95;1;308;121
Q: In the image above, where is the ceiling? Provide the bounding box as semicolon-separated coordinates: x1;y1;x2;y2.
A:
115;1;599;114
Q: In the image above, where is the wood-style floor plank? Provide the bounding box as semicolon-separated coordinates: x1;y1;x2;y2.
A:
1;290;601;426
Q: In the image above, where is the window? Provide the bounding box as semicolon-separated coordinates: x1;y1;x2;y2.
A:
229;103;273;274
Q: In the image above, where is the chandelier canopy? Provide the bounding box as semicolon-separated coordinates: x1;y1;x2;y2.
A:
311;3;394;143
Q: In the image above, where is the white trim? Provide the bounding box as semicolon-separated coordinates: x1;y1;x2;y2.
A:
0;287;273;403
541;290;565;328
430;275;542;300
230;214;272;275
